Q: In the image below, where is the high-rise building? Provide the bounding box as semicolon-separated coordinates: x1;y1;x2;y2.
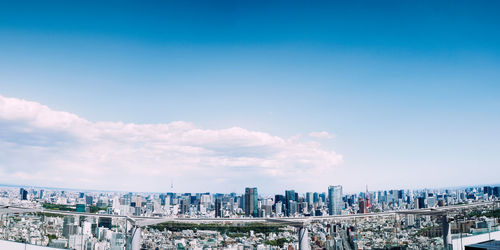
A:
63;216;76;238
493;186;500;198
288;200;297;216
275;201;282;215
328;185;343;215
306;192;313;206
245;187;258;217
20;188;28;200
319;193;326;203
215;198;223;218
418;197;427;209
285;190;296;216
359;198;366;214
484;186;493;196
85;195;93;206
275;194;286;204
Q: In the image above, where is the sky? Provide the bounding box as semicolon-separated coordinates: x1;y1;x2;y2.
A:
0;1;499;194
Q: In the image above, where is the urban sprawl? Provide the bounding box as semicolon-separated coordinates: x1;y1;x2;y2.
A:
0;185;499;249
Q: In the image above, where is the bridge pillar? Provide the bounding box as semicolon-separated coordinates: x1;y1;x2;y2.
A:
298;226;310;250
441;215;451;250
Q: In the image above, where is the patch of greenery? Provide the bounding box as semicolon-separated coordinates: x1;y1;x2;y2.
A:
264;238;289;247
149;222;284;234
226;232;246;238
468;209;500;218
47;234;57;242
89;206;108;213
42;203;75;212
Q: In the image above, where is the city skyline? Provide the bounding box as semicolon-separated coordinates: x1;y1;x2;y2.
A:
2;183;498;249
1;1;500;193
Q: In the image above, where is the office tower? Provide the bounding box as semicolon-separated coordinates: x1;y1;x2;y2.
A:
63;216;76;238
319;193;326;203
275;201;282;215
398;190;404;199
245;187;258;217
134;206;141;216
359;198;366;214
275;194;286;204
427;195;436;207
20;188;28;200
85;195;93;206
240;194;245;210
306;192;313;206
484;186;493;196
37;189;44;199
493;186;500;198
418;197;427;209
313;192;319;203
285;190;296;216
288;200;297;216
274;195;285;215
365;187;371;209
215;198;223;218
180;199;189;214
22;189;28;200
285;190;296;202
328;185;343;215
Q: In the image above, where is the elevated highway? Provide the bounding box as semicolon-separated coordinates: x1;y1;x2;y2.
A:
1;201;497;250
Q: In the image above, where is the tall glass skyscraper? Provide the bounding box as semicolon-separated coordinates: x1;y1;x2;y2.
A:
285;189;296;216
328;185;343;215
245;187;258;217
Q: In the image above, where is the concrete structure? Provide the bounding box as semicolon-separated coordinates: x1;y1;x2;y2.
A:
299;226;311;250
453;231;500;250
0;240;60;250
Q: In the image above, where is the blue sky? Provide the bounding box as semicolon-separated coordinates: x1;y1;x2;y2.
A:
0;1;499;193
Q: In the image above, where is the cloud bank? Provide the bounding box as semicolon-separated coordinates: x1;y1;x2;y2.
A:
0;95;342;193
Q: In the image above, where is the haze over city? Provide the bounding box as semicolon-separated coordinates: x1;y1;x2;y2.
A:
0;1;499;194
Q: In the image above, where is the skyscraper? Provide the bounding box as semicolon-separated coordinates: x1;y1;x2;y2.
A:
328;185;343;215
285;190;296;216
244;187;258;217
215;198;223;218
306;192;313;206
20;188;28;200
313;192;319;203
484;186;493;196
493;186;500;198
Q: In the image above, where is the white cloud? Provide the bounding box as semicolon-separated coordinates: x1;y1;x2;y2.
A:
0;95;343;193
309;131;336;139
